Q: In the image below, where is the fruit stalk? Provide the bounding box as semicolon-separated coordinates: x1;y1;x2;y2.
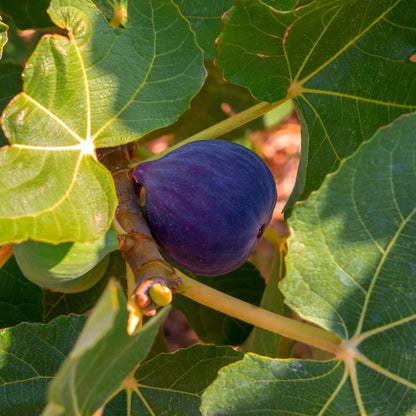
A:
97;145;178;319
176;271;342;354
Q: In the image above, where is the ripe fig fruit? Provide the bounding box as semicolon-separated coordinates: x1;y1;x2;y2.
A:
132;140;277;276
13;230;119;293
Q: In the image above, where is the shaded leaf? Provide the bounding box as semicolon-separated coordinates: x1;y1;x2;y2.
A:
173;262;265;345
0;315;86;416
43;251;126;322
104;345;243;416
216;0;416;205
0;256;43;328
174;0;234;60
0;0;206;244
0;0;53;30
44;280;170;416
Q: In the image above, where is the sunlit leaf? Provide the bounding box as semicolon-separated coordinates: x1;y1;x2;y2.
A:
0;0;205;244
217;0;416;205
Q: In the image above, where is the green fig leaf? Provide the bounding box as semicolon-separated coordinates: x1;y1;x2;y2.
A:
44;280;170;415
173;263;265;345
0;315;86;415
173;0;234;60
201;112;416;416
0;256;44;328
216;0;416;205
104;345;243;415
0;0;206;244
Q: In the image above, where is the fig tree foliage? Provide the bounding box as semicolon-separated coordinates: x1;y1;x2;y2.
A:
0;0;415;415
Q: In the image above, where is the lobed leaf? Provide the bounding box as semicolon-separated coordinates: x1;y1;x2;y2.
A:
0;0;206;244
216;0;416;205
281;113;416;414
173;0;234;60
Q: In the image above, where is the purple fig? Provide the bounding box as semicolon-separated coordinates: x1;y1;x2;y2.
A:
132;140;277;276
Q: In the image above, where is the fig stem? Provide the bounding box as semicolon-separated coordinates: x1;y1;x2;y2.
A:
141;100;286;164
176;272;342;355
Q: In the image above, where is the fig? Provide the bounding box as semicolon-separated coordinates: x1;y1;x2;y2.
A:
133;140;277;276
13;230;119;293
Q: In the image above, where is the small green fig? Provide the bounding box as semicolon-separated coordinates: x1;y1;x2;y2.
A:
13;230;119;293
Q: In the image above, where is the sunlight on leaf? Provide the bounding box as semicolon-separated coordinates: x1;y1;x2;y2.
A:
0;0;206;244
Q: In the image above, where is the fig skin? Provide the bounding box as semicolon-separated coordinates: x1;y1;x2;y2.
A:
133;140;277;276
13;230;119;293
